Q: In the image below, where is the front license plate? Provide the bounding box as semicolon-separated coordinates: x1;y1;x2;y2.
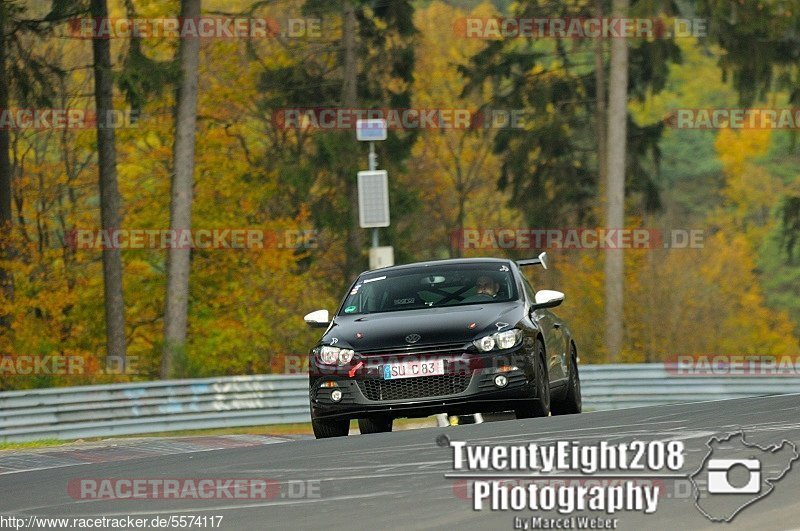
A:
383;359;445;380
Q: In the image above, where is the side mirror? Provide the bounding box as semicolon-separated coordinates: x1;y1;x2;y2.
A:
304;309;330;328
532;290;564;309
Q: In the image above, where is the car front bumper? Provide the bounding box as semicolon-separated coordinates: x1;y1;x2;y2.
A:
310;346;537;420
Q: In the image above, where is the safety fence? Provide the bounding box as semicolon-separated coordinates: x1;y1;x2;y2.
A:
1;364;796;442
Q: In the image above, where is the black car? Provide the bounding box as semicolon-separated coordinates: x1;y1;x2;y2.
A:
303;254;582;438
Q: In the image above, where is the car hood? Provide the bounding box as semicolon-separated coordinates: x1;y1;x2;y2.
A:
321;302;524;352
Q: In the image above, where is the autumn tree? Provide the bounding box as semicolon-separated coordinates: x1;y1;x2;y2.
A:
462;0;680;358
253;0;417;284
409;1;522;259
0;4;11;310
89;0;127;367
0;1;73;322
604;0;629;361
697;0;800;335
163;0;201;378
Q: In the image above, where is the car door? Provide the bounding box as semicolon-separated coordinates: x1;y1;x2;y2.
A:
520;274;566;383
540;308;569;383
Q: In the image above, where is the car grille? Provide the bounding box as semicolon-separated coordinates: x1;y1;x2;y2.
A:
357;375;471;401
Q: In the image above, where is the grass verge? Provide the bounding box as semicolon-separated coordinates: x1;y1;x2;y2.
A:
0;418;438;451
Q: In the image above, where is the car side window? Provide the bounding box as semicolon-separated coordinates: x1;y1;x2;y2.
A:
520;274;537;304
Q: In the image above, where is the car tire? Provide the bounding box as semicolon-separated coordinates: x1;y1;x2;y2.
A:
515;339;550;419
551;343;582;415
312;416;350;438
358;417;393;434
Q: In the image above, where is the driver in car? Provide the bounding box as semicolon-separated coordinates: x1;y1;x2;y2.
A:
475;274;500;298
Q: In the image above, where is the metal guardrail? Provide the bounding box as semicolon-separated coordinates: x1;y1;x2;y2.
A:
0;375;310;443
0;364;797;442
580;364;799;410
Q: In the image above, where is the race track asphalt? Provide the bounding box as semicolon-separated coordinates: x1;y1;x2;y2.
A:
2;394;799;530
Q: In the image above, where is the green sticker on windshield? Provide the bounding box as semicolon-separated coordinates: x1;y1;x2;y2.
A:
344;305;357;313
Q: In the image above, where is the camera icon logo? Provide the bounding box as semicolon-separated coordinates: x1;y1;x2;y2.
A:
690;431;799;522
707;458;761;494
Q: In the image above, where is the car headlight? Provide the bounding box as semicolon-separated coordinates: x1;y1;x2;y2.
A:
338;348;354;365
319;346;338;364
473;329;522;352
318;346;355;365
495;329;521;349
477;336;495;352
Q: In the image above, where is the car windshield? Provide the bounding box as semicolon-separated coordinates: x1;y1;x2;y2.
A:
339;262;518;316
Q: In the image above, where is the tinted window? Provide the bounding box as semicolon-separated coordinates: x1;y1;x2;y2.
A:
339;262;518;315
520;273;537;303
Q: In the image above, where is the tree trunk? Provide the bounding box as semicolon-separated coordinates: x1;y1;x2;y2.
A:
342;0;363;281
604;0;629;362
90;0;127;367
0;6;13;318
594;0;607;189
163;0;201;378
454;193;465;259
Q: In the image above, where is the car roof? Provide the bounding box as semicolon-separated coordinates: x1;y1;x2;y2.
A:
359;257;515;276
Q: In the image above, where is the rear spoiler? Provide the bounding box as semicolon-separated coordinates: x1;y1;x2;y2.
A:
516;252;550;270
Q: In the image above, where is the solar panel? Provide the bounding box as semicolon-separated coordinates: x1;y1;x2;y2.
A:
358;170;390;228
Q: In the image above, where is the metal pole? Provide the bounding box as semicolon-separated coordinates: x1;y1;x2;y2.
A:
369;141;378;248
368;141;377;171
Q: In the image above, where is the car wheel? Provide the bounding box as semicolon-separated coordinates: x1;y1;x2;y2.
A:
551;343;582;415
312;416;350;438
358;417;393;434
515;338;550;419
